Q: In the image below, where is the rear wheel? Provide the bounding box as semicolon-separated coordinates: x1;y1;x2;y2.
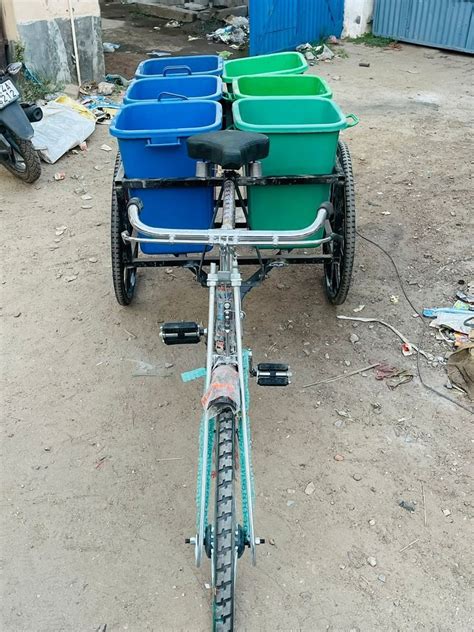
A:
2;134;41;183
323;140;356;304
213;409;237;632
111;152;138;305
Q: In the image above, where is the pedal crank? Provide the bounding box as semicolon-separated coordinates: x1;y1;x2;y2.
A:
160;321;204;345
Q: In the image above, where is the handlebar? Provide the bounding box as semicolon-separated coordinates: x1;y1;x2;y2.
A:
126;198;333;248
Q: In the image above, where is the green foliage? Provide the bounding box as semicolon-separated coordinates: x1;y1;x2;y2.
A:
347;33;395;47
12;40;64;101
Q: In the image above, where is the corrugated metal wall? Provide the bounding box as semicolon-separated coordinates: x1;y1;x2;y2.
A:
373;0;474;53
250;0;344;56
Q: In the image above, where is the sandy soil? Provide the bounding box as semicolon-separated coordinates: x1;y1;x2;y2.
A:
1;18;473;632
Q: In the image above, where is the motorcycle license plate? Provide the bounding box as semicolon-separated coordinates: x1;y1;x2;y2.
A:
0;80;20;109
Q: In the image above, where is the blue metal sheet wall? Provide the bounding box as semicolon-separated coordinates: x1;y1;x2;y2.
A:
250;0;344;56
373;0;474;54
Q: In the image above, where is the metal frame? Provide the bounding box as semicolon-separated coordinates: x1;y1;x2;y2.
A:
114;164;343;295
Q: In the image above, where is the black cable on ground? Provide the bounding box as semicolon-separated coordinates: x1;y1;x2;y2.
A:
356;230;473;414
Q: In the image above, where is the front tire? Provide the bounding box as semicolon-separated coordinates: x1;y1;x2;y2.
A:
2;134;41;183
213;409;237;632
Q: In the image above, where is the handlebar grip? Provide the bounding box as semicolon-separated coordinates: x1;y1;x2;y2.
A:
127;197;143;214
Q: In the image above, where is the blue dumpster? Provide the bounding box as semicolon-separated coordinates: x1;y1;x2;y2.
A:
135;55;223;79
110;100;222;254
123;75;222;105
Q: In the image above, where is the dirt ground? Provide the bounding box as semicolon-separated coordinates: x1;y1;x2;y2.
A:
1;14;473;632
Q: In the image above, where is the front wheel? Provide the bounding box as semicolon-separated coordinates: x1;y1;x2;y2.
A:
1;134;41;183
213;409;237;632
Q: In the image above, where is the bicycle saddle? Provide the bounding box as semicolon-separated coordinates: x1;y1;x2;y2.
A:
187;130;269;170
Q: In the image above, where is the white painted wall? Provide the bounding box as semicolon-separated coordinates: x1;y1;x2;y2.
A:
343;0;374;38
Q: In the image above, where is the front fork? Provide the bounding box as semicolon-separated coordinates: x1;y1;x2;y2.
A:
195;253;257;568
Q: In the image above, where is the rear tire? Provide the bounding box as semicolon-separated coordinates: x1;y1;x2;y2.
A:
111;152;138;305
323;140;356;304
2;134;41;183
213;409;236;632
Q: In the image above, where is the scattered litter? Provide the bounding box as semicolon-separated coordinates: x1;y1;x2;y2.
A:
130;359;174;377
147;51;172;58
165;362;174;369
304;481;316;495
64;275;78;283
368;519;376;526
81;95;120;124
447;343;474;400
207;16;249;48
353;304;365;313
100;144;112;152
359;62;370;67
334;419;345;428
349;333;360;344
390;295;399;304
32;99;95;164
219;51;234;59
81;194;92;201
442;508;451;517
334;454;344;462
188;36;201;41
81;204;92;209
156;457;183;462
13;311;21;318
88;257;98;263
352;473;362;481
165;20;181;28
367;556;377;567
430;312;472;336
55;225;67;235
269;538;276;546
97;81;115;96
297;42;335;63
54;172;65;181
337;315;433;360
105;73;130;87
95;455;109;469
94;165;104;171
399;500;415;513
79;141;88;151
399;538;419;553
375;363;414;389
378;574;386;583
456;290;474;304
303;363;379;388
287;500;295;507
103;42;120;53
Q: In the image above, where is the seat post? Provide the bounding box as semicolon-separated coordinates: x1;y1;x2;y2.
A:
249;162;262;177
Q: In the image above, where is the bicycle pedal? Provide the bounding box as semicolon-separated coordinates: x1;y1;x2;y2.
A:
256;363;291;387
160;321;203;345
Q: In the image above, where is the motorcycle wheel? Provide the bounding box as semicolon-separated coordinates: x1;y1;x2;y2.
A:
2;133;41;183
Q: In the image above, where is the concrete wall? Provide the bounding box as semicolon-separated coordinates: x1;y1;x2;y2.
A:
343;0;374;38
2;0;104;83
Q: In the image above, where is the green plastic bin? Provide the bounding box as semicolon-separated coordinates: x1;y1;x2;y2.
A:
233;97;358;245
232;74;332;100
223;52;308;88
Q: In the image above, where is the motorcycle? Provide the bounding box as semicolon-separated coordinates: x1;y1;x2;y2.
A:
0;62;43;183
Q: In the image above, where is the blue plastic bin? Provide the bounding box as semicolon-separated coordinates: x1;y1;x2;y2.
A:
135;55;223;79
110;100;222;254
123;75;222;105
